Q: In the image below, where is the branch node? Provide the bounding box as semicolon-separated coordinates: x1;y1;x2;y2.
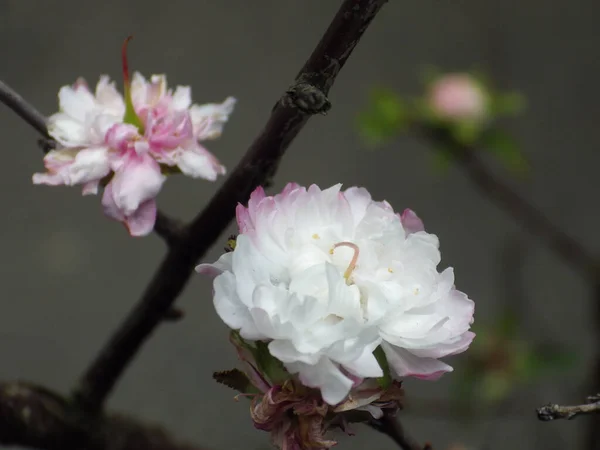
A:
282;82;331;115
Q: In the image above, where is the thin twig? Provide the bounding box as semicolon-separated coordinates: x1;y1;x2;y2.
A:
72;0;389;414
537;394;600;421
368;413;431;450
0;79;51;139
416;126;598;279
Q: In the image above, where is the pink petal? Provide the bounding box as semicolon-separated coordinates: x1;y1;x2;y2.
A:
101;182;124;222
110;153;165;216
125;198;157;236
381;342;453;380
400;208;425;234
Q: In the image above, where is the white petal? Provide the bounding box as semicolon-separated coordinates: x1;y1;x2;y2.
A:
190;97;236;140
171;86;192;110
58;85;96;119
340;340;383;378
286;358;353;405
213;271;254;331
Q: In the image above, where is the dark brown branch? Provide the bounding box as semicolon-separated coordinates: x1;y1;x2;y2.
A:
368;413;432;450
0;79;51;139
537;394;600;421
154;210;186;246
73;0;388;414
416;126;598;279
0;381;202;450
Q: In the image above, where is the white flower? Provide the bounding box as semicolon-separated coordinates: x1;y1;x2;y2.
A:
197;183;475;405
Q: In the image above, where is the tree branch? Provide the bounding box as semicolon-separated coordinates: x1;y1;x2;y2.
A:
0;79;51;139
537;394;600;421
154;210;186;246
72;0;389;414
0;381;202;450
368;413;432;450
416;126;598;279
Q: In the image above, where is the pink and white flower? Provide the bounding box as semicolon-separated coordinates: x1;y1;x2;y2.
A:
428;73;488;121
33;39;235;236
198;183;475;405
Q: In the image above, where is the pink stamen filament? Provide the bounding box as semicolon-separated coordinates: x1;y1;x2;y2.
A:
332;241;360;280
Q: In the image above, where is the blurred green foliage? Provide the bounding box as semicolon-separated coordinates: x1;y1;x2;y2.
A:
356;69;528;176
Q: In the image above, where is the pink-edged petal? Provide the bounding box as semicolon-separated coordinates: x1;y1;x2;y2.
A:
400;208;425;234
236;185;267;233
195;252;234;278
408;331;475;359
381;342;453;380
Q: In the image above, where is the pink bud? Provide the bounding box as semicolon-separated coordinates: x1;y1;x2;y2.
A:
428;74;487;121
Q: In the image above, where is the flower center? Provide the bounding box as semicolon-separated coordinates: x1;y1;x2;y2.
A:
330;241;359;283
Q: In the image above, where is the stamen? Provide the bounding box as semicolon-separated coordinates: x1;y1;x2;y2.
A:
332;241;360;281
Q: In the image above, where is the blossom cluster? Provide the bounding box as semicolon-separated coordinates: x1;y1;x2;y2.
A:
33;41;235;236
199;183;475;448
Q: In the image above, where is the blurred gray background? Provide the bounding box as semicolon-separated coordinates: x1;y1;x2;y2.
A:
1;1;599;449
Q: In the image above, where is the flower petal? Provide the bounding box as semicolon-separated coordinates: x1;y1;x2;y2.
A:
110;153;165;216
190;96;236;140
382;342;453;380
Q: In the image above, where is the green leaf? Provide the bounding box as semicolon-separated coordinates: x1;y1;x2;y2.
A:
254;341;290;385
483;130;529;175
357;88;406;147
213;369;259;394
450;120;482;146
373;346;392;388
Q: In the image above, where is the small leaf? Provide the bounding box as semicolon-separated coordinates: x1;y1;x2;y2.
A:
373;346;392;388
255;341;290;385
483;130;529;175
450;120;482;146
357;88;406;147
213;369;256;394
